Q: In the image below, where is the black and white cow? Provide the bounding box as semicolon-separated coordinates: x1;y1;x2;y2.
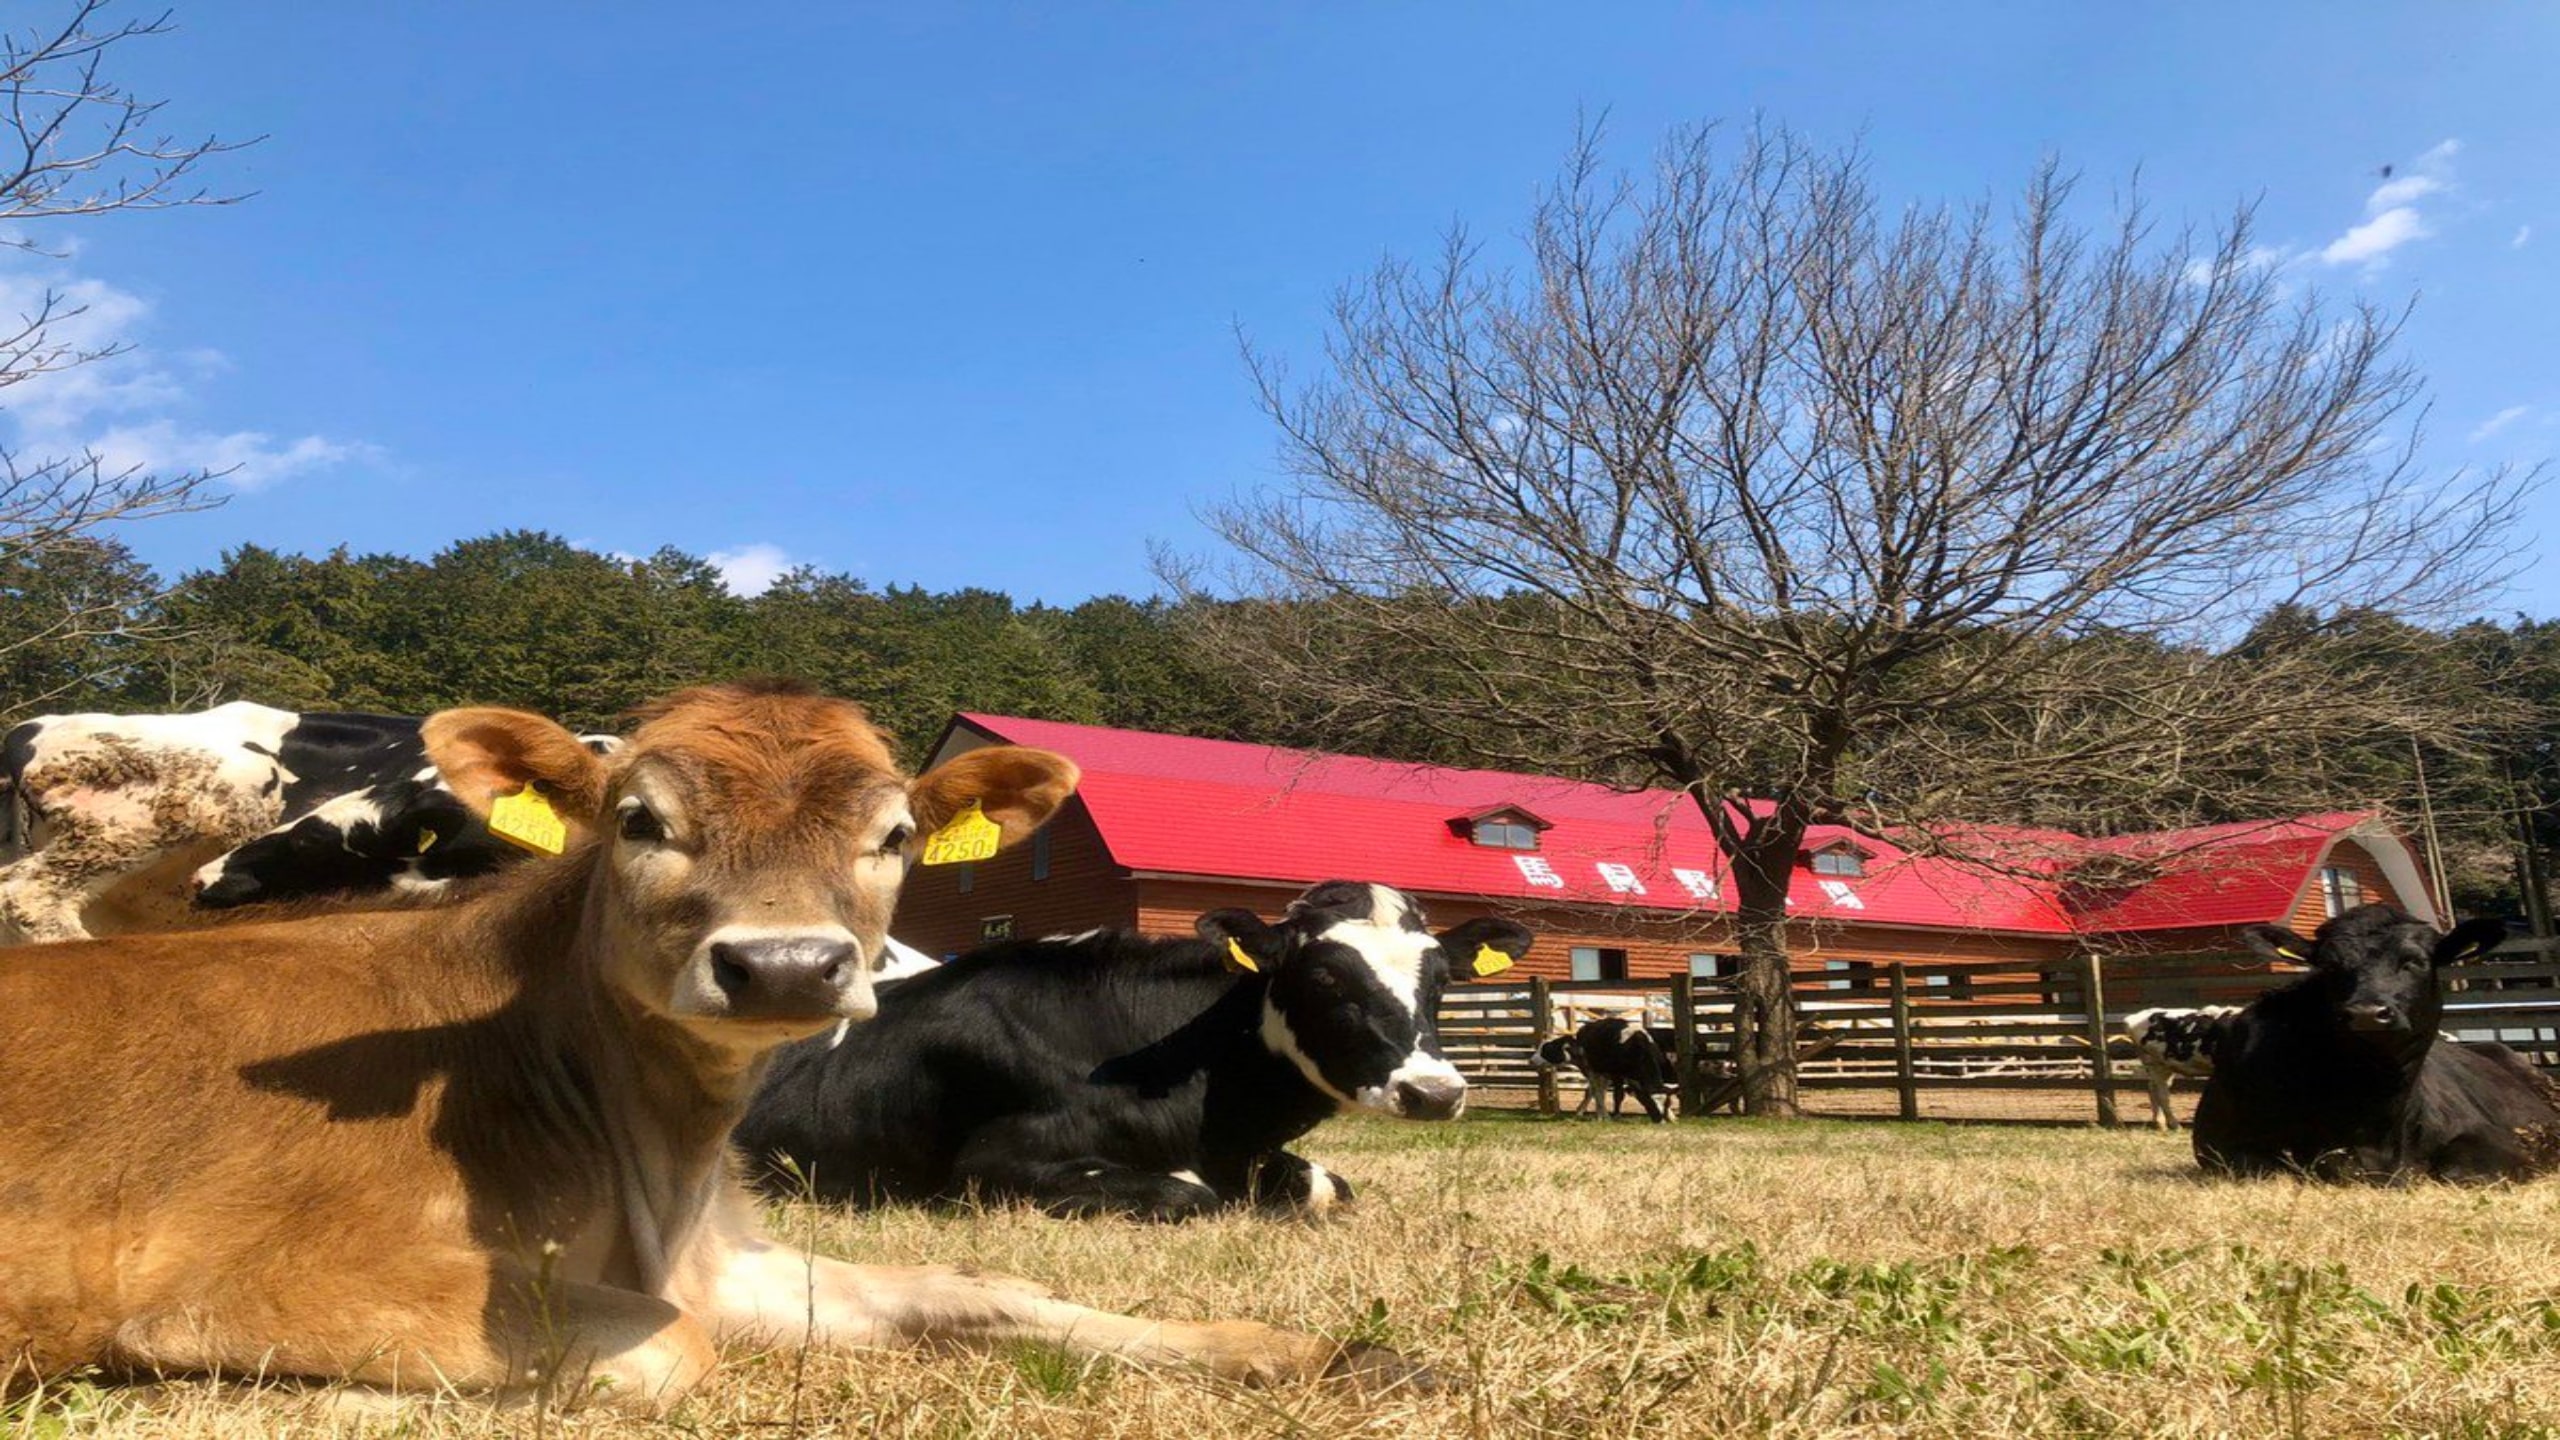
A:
734;881;1533;1220
2121;1005;2242;1132
191;726;624;910
2192;905;2560;1183
0;702;618;940
1533;1018;1677;1122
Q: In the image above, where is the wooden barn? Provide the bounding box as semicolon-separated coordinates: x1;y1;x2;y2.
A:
896;714;2440;997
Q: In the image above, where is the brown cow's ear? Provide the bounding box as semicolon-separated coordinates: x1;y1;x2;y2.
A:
909;746;1078;853
422;707;614;840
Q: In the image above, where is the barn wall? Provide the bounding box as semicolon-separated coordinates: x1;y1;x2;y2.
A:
1128;878;2078;980
2284;837;2405;935
892;797;1135;959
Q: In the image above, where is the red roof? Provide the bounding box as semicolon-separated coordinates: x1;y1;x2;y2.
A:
939;715;2418;938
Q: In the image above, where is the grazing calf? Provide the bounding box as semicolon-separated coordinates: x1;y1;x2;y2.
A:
1533;1019;1676;1122
0;682;1420;1410
2121;1006;2242;1132
736;882;1531;1219
2192;905;2560;1183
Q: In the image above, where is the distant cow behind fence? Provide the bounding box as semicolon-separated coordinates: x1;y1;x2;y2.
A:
1440;943;2560;1125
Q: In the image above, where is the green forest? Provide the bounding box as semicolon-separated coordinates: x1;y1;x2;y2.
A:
9;528;2560;922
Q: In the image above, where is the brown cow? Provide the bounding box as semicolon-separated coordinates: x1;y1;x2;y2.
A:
0;681;1415;1409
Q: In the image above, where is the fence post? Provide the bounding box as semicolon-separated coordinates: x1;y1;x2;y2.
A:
1670;972;1701;1119
2078;950;2118;1127
1530;975;1556;1116
1889;961;1918;1122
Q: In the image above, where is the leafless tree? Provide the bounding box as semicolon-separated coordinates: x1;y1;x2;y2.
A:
0;1;244;716
1176;124;2534;1114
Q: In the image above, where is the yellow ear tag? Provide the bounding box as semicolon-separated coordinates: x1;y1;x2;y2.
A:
920;801;1002;866
415;828;439;855
488;786;567;856
1471;944;1515;978
1225;937;1262;973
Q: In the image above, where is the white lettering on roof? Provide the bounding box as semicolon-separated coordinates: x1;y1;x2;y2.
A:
1818;879;1865;910
1595;863;1645;895
1513;854;1564;889
1672;868;1720;901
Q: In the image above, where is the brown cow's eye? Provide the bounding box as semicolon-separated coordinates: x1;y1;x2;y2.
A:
878;824;914;854
619;804;665;844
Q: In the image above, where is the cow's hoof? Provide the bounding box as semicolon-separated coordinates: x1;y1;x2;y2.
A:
1321;1341;1439;1394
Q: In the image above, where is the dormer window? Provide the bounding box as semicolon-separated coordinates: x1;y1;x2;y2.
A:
1450;804;1552;851
1803;840;1871;878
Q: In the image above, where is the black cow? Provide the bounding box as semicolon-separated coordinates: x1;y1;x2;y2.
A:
1534;1018;1676;1122
2192;905;2560;1183
734;880;1533;1219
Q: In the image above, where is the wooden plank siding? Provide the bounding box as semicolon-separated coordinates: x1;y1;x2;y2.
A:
892;797;1137;960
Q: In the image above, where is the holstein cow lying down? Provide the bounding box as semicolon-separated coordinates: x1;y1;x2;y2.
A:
1533;1019;1676;1122
0;701;616;941
2121;1006;2242;1132
2193;904;2560;1183
736;882;1531;1219
0;681;1419;1408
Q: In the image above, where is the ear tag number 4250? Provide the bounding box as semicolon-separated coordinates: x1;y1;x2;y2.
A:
489;785;568;856
921;802;1002;866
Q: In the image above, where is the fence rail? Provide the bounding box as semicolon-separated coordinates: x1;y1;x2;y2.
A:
1443;952;2560;1125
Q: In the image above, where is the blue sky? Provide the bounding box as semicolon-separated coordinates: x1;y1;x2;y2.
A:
15;3;2556;610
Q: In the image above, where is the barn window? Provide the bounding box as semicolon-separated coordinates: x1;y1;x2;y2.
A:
1570;946;1628;981
1030;828;1052;882
2319;865;2361;917
1810;848;1866;878
956;862;974;895
1452;806;1551;850
1688;953;1735;979
1823;959;1877;993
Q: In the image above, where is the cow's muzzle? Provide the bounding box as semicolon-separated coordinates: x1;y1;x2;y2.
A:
704;935;869;1023
2344;1002;2405;1033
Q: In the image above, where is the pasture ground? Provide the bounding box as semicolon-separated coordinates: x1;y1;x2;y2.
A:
18;1113;2560;1438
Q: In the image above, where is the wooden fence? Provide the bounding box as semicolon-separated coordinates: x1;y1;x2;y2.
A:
1440;949;2560;1125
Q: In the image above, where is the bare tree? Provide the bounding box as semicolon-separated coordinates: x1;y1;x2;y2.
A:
0;1;243;719
1177;125;2533;1115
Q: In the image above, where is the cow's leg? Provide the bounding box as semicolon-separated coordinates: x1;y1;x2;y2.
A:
2144;1064;2176;1132
1573;1077;1602;1118
1630;1085;1668;1124
1244;1150;1357;1215
105;1270;712;1415
951;1139;1222;1221
706;1242;1428;1390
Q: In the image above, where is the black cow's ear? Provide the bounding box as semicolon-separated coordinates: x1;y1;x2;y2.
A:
1195;908;1277;973
2239;924;2315;965
2433;917;2507;967
1437;917;1534;979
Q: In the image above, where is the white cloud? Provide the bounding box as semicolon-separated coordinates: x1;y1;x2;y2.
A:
2516;225;2534;249
0;256;373;493
709;542;795;596
2320;206;2431;266
2318;139;2459;270
2469;405;2532;444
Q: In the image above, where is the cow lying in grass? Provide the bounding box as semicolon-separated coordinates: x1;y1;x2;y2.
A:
1533;1018;1677;1122
0;681;1418;1410
2193;905;2560;1183
2121;1005;2241;1132
736;882;1530;1219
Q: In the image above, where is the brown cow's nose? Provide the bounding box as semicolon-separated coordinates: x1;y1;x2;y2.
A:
708;938;859;1019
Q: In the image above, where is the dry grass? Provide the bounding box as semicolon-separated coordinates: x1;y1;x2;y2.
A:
19;1114;2560;1438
